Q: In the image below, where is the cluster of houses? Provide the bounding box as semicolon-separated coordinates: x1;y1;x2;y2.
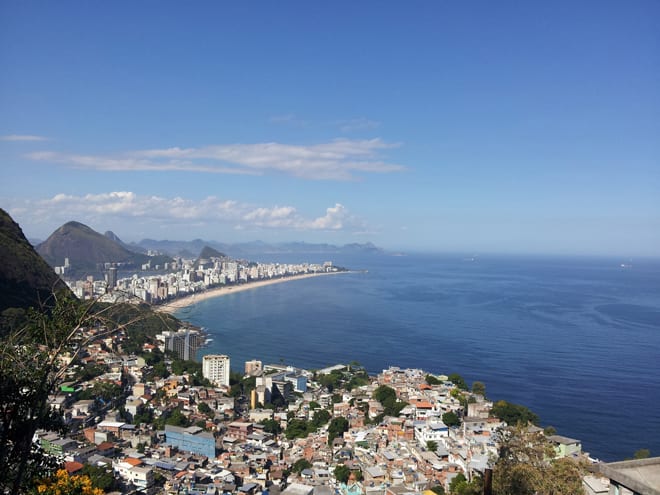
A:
34;316;659;495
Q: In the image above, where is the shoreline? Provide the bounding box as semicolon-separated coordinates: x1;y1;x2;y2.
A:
155;271;347;314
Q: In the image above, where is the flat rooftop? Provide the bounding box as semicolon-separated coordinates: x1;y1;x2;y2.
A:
599;457;660;495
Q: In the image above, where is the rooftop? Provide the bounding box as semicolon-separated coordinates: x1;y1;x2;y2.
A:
599;457;660;495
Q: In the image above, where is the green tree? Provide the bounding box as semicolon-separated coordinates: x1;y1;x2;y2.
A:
490;400;539;426
291;458;312;474
334;464;351;483
429;485;445;495
373;385;408;417
633;448;651;459
198;401;213;417
471;381;486;396
260;418;282;435
442;411;461;427
425;374;442;385
285;419;311;439
311;409;331;428
543;425;557;436
334;465;362;483
328;416;349;445
81;464;117;492
426;440;438;452
449;473;467;492
448;373;468;390
165;408;189;427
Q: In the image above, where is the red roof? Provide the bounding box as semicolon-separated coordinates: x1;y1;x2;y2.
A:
65;461;84;474
124;457;142;466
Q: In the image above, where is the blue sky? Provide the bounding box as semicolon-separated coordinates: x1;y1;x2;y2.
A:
1;1;658;256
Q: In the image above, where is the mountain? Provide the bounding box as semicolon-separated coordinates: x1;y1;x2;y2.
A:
0;208;70;313
137;238;384;258
104;230;147;254
37;221;152;277
194;246;228;269
137;238;230;258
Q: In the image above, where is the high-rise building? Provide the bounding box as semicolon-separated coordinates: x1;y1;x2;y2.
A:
202;354;230;387
159;328;205;361
105;267;117;290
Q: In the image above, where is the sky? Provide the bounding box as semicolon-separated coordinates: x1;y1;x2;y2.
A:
1;1;658;256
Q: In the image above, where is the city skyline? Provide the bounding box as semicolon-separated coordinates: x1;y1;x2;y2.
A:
1;2;658;256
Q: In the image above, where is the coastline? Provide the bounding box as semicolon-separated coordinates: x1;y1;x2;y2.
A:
156;271;347;314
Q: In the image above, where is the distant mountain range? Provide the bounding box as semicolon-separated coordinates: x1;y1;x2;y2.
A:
28;220;383;279
0;209;70;313
136;238;384;258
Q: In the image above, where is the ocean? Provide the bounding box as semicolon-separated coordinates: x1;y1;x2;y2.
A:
174;253;660;462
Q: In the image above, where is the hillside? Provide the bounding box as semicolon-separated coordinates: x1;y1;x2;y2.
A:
105;230;147;254
0;208;70;313
37;221;149;277
194;245;228;269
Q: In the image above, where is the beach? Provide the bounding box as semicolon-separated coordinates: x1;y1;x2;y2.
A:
156;271;344;314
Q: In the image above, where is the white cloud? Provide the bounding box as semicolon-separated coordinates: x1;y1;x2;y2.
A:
1;134;50;142
337;118;381;133
8;192;365;234
26;138;405;180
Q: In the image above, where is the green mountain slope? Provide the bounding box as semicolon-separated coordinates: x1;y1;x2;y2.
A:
35;221;156;278
0;208;69;313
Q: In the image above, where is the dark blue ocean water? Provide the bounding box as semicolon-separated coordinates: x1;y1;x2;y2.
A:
175;253;660;462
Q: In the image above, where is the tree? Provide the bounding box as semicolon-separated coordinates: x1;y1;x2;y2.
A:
373;385;408;417
34;469;104;495
429;485;445;495
0;293;132;493
311;409;331;428
334;464;351;483
81;464;117;492
448;373;468;390
442;411;461;427
426;440;438;452
449;473;467;493
291;458;312;474
285;419;311;439
260;418;282;435
449;473;482;495
425;374;442;385
165;408;190;427
490;400;539;426
328;416;349;445
471;381;486;397
493;424;586;495
633;448;651;459
543;425;557;436
198;401;213;417
334;465;362;483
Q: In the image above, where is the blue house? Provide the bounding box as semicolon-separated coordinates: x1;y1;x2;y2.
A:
164;425;215;459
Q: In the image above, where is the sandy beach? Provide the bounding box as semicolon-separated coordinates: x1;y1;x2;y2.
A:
156;271;345;314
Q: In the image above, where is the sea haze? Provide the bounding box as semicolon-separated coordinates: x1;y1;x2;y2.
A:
176;253;660;462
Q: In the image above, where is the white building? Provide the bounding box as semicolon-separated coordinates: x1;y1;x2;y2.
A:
202;354;230;387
